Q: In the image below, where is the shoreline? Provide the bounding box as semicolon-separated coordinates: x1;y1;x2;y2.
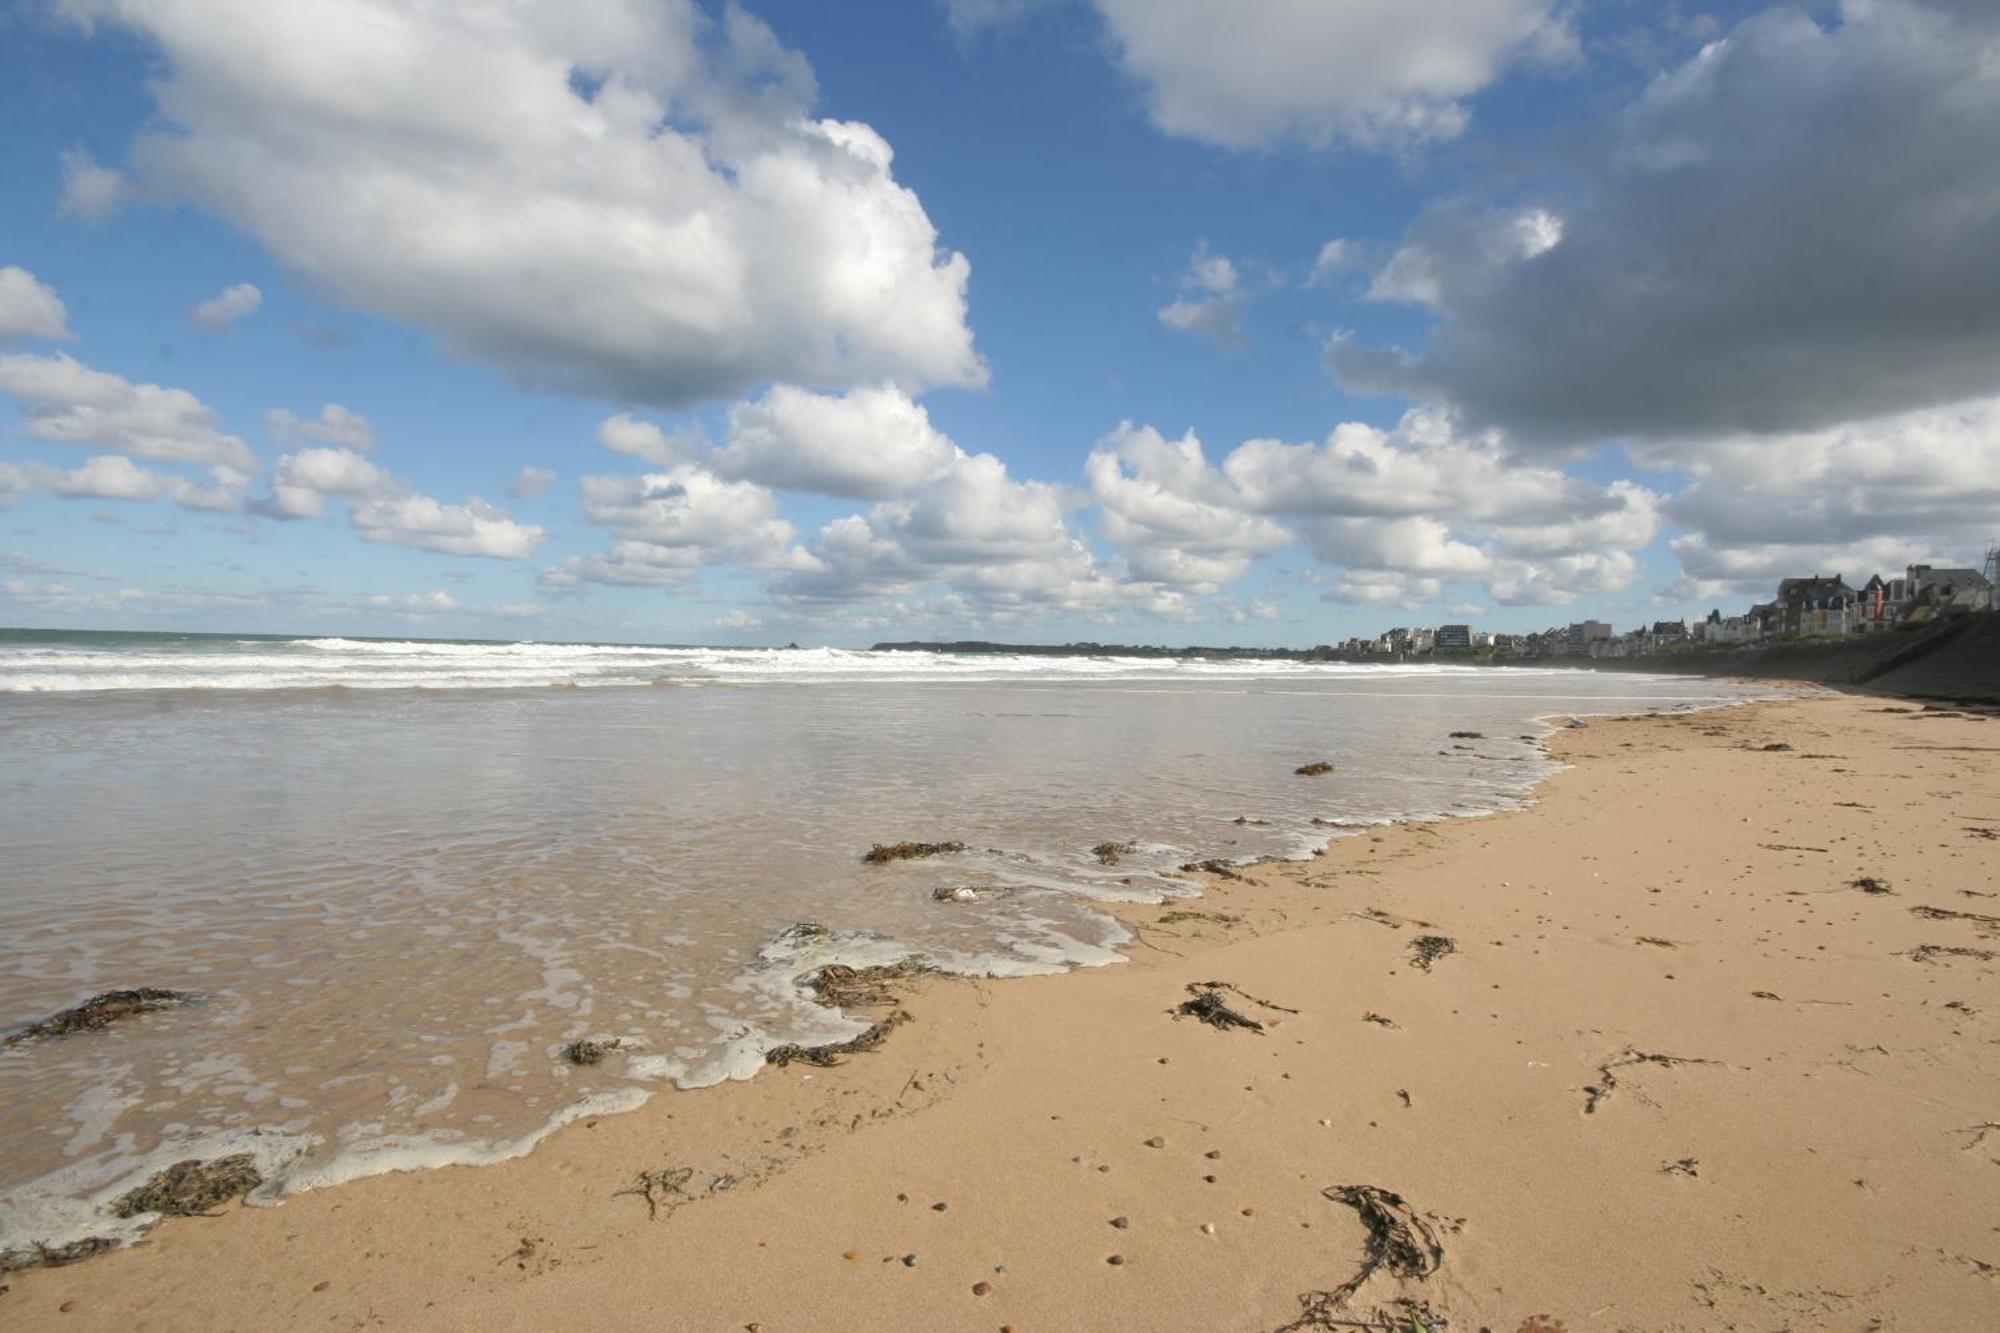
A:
5;692;1998;1329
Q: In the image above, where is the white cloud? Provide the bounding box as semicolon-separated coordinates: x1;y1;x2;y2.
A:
713;383;960;499
9;454;252;513
507;465;557;500
488;601;547;619
543;462;802;590
0;351;257;469
266;403;376;450
1092;0;1574;149
75;0;983;408
255;444;544;560
710;608;763;631
360;589;457;614
1086;422;1290;588
597;413;700;467
1327;1;2000;447
1307;238;1356;287
1324;571;1443;608
0;267;75;343
352;494;544;561
58;148;127;222
187;282;262;332
1156;243;1244;349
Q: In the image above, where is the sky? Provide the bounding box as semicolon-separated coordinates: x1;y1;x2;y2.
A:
0;0;1996;646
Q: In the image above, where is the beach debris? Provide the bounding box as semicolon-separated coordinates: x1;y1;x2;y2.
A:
930;885;980;903
1662;1157;1700;1177
1174;980;1296;1033
1969;827;1999;841
3;988;199;1047
1447;731;1484;740
614;1166;694;1220
112;1155;262;1218
1911;905;2000;935
1850;876;1894;895
1583;1048;1722;1114
1363;1012;1398;1028
766;1011;910;1067
1295;761;1336;776
1406;936;1456;972
1634;936;1678;949
560;1037;626;1066
808;961;931;1008
1159;908;1243;927
0;1236;120;1275
1755;742;1794;752
862;841;966;864
1106;1254;1126;1266
1902;944;1998;964
1181;858;1244;880
1277;1186;1446;1331
1093;840;1137;866
1232;815;1273;826
972;1280;992;1296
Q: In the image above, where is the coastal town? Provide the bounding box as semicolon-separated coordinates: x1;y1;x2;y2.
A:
1328;550;2000;661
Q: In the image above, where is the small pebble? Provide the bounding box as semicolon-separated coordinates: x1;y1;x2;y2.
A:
1241;1208;1255;1217
1106;1254;1126;1266
311;1282;330;1293
59;1302;76;1313
1096;1164;1111;1173
972;1281;992;1296
1203;1174;1217;1183
1142;1136;1165;1148
1204;1150;1221;1160
1109;1216;1129;1229
843;1250;861;1260
931;1201;948;1212
902;1254;918;1267
1200;1223;1216;1235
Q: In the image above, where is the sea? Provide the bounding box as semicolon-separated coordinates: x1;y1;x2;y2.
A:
0;628;1778;1256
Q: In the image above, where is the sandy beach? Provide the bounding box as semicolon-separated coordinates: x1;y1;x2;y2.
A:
5;690;1998;1331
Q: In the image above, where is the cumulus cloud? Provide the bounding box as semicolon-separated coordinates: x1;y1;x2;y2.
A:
358;589;457;614
507;466;558;500
5;454;251;513
1327;0;2000;447
542;463;802;590
1085;422;1290;588
0;267;75;343
598;413;700;467
712;383;960;499
72;0;982;407
0;351;257;469
710;608;763;631
1156;244;1244;349
187;282;262;332
1092;0;1574;149
255;445;544;560
266;403;376;450
1659;395;2000;598
1307;238;1356;287
771;450;1131;620
58;148;127;222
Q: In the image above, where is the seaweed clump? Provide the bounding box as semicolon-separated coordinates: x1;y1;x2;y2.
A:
863;841;966;864
1850;876;1894;895
765;960;933;1068
1174;981;1297;1034
0;1237;119;1275
1295;761;1335;776
112;1155;262;1218
1093;840;1137;866
1447;731;1484;740
561;1038;626;1066
1407;936;1456;972
1276;1185;1446;1330
4;988;199;1046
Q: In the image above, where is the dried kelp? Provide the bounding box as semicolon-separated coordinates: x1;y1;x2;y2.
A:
808;961;931;1008
1447;731;1484;740
615;1166;694;1220
1911;905;2000;935
862;841;966;864
1903;944;1997;964
1174;980;1296;1033
112;1155;261;1218
1276;1186;1446;1331
767;1011;909;1067
0;1236;119;1274
561;1038;625;1066
1851;877;1894;895
4;988;198;1046
1093;840;1137;865
1295;761;1336;776
1582;1048;1721;1113
1181;858;1244;880
1407;936;1456;972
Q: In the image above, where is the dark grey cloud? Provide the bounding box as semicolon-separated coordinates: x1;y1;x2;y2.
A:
1327;0;2000;448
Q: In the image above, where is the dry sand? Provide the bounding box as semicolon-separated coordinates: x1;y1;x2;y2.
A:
5;693;1998;1331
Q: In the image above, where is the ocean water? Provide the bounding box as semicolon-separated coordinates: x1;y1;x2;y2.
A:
0;629;1775;1255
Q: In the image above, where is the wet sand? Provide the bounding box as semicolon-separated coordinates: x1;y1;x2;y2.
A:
5;693;1998;1331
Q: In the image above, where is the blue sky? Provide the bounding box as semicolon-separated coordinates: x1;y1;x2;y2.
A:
2;0;1996;645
